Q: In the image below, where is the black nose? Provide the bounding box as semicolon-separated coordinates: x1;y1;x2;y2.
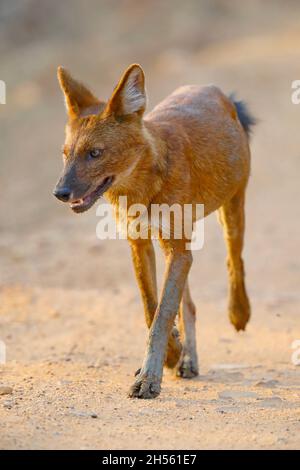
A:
53;187;71;202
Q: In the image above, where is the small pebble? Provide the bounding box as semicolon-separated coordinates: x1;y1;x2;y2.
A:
70;409;98;418
0;386;13;396
255;379;279;388
218;390;258;400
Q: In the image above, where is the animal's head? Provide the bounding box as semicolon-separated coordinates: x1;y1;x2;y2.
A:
53;64;147;213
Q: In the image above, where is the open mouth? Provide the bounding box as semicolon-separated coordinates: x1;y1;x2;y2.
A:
70;176;114;213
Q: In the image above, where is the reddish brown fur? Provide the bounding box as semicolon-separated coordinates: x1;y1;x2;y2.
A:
54;64;253;398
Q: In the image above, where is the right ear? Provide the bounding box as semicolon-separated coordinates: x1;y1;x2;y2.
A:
105;64;146;118
57;66;103;118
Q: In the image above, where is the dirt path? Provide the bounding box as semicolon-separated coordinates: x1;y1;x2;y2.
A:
1;283;299;449
1;284;299;450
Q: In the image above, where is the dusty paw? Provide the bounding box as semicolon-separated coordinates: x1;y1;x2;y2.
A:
176;355;199;378
164;326;182;369
128;374;161;399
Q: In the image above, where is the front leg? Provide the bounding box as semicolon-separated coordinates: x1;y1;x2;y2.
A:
130;238;158;328
129;242;192;399
130;239;182;369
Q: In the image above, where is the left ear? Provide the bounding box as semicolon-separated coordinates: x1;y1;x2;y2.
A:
57;66;104;118
106;64;146;118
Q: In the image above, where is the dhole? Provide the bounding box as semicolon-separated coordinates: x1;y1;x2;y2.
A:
54;64;255;399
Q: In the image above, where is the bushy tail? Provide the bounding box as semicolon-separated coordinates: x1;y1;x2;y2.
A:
229;94;256;138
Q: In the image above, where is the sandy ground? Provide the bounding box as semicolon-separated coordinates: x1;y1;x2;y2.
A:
0;0;300;449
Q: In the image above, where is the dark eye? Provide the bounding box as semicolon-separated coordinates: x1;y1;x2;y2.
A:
88;148;103;159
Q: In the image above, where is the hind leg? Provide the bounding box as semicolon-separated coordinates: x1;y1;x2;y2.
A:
218;186;251;331
176;280;199;378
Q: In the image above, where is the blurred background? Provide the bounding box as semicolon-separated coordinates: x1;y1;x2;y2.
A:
0;0;300;450
1;0;300;293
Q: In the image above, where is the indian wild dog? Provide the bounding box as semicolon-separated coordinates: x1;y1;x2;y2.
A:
54;64;255;399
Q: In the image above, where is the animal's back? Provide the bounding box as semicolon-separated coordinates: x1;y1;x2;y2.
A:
145;85;251;214
147;85;230;121
146;84;248;152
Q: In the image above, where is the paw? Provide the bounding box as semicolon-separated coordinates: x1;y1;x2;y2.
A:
229;291;251;332
164;326;182;369
176;355;198;379
128;374;161;399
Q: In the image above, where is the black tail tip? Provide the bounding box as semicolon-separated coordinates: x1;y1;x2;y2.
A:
229;94;256;138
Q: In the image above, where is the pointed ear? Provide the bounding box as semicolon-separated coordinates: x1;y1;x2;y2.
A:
57;66;103;118
106;64;146;118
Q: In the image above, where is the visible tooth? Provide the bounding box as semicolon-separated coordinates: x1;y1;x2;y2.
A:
70;199;83;206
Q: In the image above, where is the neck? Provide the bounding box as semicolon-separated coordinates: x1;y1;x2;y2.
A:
106;120;168;209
